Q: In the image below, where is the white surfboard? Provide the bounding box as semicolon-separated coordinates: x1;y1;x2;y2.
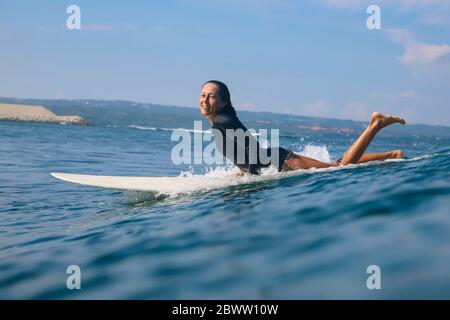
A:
51;157;415;195
50;172;221;193
51;167;306;195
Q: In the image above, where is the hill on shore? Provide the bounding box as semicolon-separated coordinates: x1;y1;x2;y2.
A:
1;97;449;137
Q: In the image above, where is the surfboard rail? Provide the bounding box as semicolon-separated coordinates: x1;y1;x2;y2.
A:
50;172;211;193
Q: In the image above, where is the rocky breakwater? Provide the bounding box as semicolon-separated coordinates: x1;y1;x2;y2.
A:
0;103;88;125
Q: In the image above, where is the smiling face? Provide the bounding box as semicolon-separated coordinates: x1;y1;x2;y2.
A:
199;82;227;117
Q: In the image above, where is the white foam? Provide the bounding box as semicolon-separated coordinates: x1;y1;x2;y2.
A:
126;145;444;202
128;125;157;131
168;164;297;198
174;128;212;134
124;152;436;203
294;144;332;163
166;144;334;197
170;149;435;194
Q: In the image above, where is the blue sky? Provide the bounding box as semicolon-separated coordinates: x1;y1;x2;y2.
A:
1;0;449;125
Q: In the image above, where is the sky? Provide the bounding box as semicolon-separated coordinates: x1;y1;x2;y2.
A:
1;0;449;125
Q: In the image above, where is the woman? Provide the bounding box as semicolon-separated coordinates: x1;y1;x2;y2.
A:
199;80;405;175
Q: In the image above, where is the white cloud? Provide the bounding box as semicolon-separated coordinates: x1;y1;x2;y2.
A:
387;28;450;63
401;42;450;64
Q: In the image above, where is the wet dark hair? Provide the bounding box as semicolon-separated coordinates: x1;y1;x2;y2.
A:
202;80;236;115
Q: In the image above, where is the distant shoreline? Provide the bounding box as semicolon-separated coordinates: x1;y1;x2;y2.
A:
1;98;449;134
0;103;88;125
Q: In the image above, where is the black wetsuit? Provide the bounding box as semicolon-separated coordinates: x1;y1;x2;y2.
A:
211;106;293;175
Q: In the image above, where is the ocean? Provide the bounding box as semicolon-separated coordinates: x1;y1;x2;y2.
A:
1;119;450;299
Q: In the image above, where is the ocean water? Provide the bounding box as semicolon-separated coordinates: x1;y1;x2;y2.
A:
1;120;450;299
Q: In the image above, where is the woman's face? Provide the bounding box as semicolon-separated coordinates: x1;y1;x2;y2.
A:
199;83;226;117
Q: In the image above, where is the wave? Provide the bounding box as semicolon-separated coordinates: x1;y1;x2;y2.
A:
396;149;450;162
167;145;335;196
178;149;447;184
128;125;157;131
122;149;449;204
168;128;212;134
126;125;265;136
294;144;332;163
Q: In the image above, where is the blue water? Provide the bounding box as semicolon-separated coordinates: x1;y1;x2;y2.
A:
1;120;450;299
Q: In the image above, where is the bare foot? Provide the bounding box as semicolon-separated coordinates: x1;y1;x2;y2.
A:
391;149;404;159
370;112;406;130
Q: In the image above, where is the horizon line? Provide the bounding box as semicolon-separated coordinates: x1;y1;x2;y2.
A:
1;96;449;129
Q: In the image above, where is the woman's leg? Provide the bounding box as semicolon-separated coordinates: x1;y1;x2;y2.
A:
282;113;406;171
283;154;338;170
356;150;404;164
339;112;405;165
336;150;404;164
282;149;404;171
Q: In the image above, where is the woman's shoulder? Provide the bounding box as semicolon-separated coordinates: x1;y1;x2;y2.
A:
213;111;237;127
213;106;246;130
214;112;233;124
